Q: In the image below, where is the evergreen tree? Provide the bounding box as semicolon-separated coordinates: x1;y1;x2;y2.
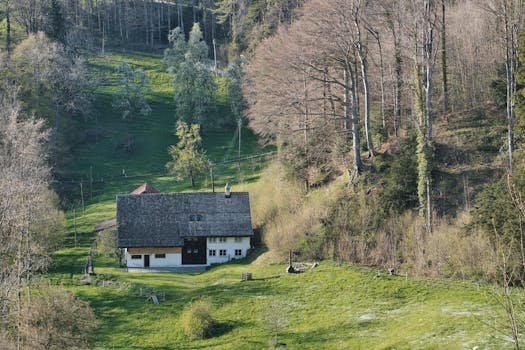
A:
164;27;187;73
166;23;216;125
173;61;216;125
166;120;210;187
47;0;66;44
186;23;208;63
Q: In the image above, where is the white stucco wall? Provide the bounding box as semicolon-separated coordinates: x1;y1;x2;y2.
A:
150;253;182;267
124;249;181;268
206;236;251;265
124;236;251;268
125;249;144;268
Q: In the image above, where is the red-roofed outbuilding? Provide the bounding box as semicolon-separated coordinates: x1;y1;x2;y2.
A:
130;182;160;195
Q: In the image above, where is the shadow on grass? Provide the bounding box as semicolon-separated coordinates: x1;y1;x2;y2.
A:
212;319;246;338
251;275;281;281
206;245;268;273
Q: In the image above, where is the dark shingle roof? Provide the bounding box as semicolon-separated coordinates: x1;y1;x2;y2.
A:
117;192;253;248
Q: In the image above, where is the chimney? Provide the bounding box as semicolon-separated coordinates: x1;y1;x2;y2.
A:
225;182;231;198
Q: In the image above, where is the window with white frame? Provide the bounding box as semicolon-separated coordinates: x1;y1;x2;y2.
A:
209;249;216;256
219;237;227;243
235;249;242;256
219;249;227;256
209;237;217;243
234;237;242;243
155;254;166;259
131;255;142;259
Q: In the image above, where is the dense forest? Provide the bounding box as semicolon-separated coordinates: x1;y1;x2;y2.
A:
2;0;525;348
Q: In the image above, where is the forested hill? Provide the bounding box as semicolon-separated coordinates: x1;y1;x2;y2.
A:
2;0;525;348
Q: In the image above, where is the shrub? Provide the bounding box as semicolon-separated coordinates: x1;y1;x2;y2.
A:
95;229;117;257
180;300;215;340
15;285;99;350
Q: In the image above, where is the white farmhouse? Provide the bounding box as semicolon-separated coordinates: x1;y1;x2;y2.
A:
116;186;253;270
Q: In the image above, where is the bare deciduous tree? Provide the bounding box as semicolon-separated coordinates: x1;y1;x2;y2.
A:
0;94;66;349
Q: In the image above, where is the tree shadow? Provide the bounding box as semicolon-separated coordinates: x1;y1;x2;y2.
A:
212;320;247;338
251;275;281;281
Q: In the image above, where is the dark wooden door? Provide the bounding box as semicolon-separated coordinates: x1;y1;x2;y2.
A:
144;254;150;268
182;237;207;264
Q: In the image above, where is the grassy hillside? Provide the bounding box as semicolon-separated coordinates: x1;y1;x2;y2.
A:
62;51;266;183
48;51;519;349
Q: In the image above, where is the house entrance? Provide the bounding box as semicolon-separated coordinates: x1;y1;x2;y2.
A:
144;254;150;268
182;237;207;264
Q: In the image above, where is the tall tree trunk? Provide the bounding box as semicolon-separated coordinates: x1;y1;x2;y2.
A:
180;1;184;31
303;72;309;189
125;0;129;40
441;0;449;114
424;0;434;142
414;61;432;235
97;0;102;32
193;0;197;23
375;32;386;130
421;0;435;234
119;0;123;39
344;64;362;175
16;224;24;350
113;0;117;35
87;0;92;33
101;19;106;53
393;25;402;137
6;0;11;55
355;15;374;157
54;102;59;143
158;2;162;43
502;0;521;174
190;167;195;187
211;11;215;45
75;0;79;26
149;0;154;45
144;0;148;44
168;1;171;31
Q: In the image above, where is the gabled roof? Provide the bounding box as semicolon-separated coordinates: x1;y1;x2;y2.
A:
130;182;160;195
116;192;253;248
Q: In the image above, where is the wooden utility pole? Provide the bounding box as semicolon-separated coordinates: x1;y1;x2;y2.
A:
89;165;93;199
213;38;217;72
210;165;215;192
80;181;85;216
74;208;77;248
238;118;242;159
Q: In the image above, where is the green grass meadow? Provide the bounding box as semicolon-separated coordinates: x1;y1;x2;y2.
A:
48;51;518;349
56;257;514;349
